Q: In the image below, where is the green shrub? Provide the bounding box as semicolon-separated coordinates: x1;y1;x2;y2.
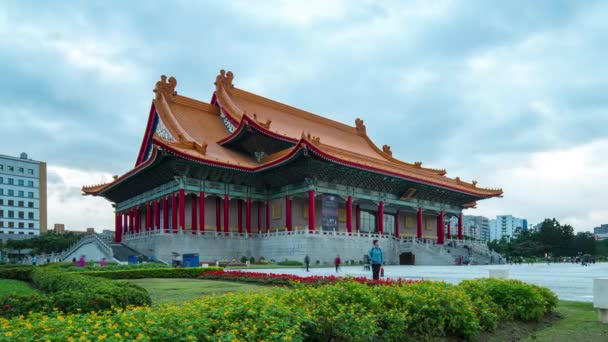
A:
0;267;33;281
277;260;303;266
240;256;248;263
79;267;222;279
249;256;255;263
459;278;557;322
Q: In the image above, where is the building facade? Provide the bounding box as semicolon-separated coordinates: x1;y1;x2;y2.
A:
0;153;47;241
594;224;608;240
489;215;526;241
463;215;490;242
82;71;502;263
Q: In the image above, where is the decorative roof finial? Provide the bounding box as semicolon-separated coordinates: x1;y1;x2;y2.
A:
215;69;234;91
154;75;177;100
382;144;392;156
355;118;366;136
414;161;423;168
472;180;478;188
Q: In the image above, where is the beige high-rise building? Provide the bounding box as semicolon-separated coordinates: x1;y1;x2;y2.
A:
0;152;47;240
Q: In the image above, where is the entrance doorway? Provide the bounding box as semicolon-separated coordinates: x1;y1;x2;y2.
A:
399;252;415;265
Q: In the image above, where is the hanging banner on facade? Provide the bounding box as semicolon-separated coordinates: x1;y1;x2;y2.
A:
321;194;339;231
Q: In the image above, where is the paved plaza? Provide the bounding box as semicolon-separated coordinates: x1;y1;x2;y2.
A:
238;263;608;302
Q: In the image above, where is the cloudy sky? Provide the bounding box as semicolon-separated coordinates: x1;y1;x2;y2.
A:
1;0;607;232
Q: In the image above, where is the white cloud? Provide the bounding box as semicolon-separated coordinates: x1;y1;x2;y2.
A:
226;0;350;27
47;166;114;232
473;139;608;231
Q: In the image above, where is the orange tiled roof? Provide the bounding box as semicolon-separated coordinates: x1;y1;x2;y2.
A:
82;70;503;198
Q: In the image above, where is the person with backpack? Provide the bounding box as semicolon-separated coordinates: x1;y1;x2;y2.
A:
368;240;384;280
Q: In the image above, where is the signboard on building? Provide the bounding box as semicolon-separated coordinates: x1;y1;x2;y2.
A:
321;194;338;231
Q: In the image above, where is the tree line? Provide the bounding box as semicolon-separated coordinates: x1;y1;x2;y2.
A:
487;218;607;258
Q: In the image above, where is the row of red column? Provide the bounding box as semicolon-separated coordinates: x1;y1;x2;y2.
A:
114;191;464;244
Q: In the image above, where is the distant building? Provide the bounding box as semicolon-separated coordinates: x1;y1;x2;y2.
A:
489;215;527;241
594;224;608;240
463;215;490;242
0;152;47;241
52;223;65;234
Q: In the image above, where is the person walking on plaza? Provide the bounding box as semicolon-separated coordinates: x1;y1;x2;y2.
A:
334;255;341;273
31;256;37;266
368;240;384;280
304;255;310;272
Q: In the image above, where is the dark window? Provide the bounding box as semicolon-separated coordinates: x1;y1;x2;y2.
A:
28;223;34;228
0;177;3;183
28;212;34;219
8;178;13;185
18;167;24;173
27;169;34;175
8;190;14;196
28;202;33;208
27;181;34;187
8;222;13;228
18;201;24;207
18;222;24;228
28;232;34;235
28;192;33;198
18;191;23;197
18;231;24;235
0;165;3;170
8;211;14;218
0;210;3;217
0;199;3;205
18;211;24;219
0;189;3;195
7;166;13;172
8;200;13;206
18;180;24;186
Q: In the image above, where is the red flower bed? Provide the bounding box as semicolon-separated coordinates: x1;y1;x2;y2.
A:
198;270;420;287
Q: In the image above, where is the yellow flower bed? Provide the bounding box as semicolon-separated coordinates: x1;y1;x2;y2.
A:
0;280;557;341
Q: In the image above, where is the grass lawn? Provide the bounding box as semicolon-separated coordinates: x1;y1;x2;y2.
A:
0;279;39;296
521;300;608;341
126;278;267;305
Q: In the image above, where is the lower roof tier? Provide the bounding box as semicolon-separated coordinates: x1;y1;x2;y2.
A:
86;146;494;208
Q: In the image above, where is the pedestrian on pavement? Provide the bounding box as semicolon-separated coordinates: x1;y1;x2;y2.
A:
368;240;384;280
304;255;310;272
334;255;341;272
31;256;37;266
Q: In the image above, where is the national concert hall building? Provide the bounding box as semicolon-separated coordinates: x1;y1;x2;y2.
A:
82;70;503;265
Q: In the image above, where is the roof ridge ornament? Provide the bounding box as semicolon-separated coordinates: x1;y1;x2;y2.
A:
382;144;392;156
414;161;423;168
154;75;177;100
252;113;272;129
355;118;367;136
301;131;321;145
215;69;234;91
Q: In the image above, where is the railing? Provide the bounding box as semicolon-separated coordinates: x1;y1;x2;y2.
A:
59;234;114;261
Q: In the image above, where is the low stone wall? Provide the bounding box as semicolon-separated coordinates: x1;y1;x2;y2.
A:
121;232;485;266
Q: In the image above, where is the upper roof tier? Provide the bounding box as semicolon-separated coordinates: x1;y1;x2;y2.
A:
82;70;503;199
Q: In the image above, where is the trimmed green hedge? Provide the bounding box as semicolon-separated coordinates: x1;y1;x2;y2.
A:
0;267;33;281
0;268;151;318
78;267;222;279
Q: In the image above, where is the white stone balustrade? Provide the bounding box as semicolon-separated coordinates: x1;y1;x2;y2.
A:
593;278;608;323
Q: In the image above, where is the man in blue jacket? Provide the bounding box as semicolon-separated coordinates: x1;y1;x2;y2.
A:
368;239;384;280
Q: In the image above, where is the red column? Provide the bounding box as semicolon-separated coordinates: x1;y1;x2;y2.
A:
437;211;445;244
123;211;128;235
416;208;423;238
378;201;384;234
447;221;451;240
223;194;230;235
199;192;205;234
135;207;140;233
285;195;292;232
394;211;400;238
308;190;315;233
265;200;270;233
355;205;361;232
162;197;169;233
215;197;221;232
155;199;160;231
146;202;151;231
246;197;252;235
458;213;463;240
115;212;121;242
346;196;352;235
257;202;262;233
237;199;243;234
171;193;178;234
178;189;185;230
191;195;198;235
